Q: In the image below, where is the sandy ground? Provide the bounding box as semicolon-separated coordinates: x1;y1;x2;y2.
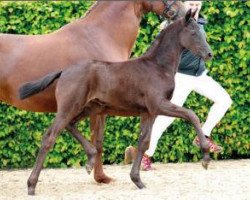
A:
0;159;249;200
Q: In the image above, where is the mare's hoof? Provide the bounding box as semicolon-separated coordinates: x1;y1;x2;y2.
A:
95;174;113;184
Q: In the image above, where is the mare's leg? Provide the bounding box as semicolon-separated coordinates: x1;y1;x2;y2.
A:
66;123;97;174
158;100;211;168
90;115;112;183
27;117;70;195
130;114;155;189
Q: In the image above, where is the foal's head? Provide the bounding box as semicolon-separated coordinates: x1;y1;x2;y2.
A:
141;0;186;19
179;9;213;60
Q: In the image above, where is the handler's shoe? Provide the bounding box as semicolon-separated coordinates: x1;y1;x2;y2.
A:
124;146;155;170
141;155;155;171
193;136;223;153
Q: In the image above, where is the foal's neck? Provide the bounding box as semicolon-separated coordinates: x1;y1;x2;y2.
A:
146;21;184;75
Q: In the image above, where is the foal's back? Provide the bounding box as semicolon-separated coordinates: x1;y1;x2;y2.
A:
56;56;171;116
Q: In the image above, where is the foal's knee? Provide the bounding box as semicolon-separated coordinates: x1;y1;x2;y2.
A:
41;128;57;152
42;136;56;152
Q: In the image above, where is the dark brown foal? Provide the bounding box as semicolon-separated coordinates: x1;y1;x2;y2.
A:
20;10;212;193
0;1;186;186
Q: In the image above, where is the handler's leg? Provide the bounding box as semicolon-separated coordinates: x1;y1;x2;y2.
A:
195;74;232;136
193;74;232;152
145;73;193;157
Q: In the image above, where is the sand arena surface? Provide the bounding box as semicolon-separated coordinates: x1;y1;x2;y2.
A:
0;159;249;200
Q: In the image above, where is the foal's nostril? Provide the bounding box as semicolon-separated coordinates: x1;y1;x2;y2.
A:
208;52;213;58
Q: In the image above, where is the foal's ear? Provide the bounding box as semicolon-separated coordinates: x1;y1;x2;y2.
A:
185;9;192;24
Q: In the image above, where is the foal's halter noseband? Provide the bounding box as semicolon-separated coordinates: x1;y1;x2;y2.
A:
162;0;179;20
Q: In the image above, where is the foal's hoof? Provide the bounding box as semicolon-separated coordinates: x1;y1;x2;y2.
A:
86;164;93;175
202;160;209;170
28;187;35;195
135;182;146;189
86;149;97;175
131;175;146;189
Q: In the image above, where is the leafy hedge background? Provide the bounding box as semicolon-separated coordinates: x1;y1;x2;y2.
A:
0;1;249;169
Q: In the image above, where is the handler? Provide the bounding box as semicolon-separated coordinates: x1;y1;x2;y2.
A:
125;1;232;171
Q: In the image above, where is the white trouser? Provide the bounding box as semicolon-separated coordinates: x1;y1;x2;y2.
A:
145;72;232;157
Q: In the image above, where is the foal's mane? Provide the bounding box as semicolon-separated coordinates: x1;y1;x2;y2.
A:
143;19;183;56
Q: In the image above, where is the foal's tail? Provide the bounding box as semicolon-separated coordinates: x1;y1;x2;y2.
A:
19;71;62;100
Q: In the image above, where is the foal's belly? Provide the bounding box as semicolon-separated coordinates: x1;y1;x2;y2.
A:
91;107;145;117
104;105;147;116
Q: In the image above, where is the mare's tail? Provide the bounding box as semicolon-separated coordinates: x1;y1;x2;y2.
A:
19;71;62;100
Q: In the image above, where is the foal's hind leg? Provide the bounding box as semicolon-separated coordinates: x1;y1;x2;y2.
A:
27;118;69;195
67;105;111;182
90;115;113;183
158;100;211;168
66;124;97;174
130;114;155;189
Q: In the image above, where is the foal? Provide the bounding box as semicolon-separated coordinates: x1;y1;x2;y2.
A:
1;0;186;185
20;10;212;193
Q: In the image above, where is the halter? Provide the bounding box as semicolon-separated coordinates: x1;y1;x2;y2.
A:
162;0;179;20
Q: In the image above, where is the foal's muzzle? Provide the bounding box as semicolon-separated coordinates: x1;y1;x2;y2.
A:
208;52;213;59
204;52;213;61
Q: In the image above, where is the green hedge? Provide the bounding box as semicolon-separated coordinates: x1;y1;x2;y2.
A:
0;1;249;169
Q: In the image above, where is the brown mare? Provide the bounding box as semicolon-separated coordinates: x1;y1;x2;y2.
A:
0;0;186;185
20;10;213;194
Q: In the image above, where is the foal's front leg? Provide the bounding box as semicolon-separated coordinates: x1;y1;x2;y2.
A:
130;114;155;189
158;100;211;168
